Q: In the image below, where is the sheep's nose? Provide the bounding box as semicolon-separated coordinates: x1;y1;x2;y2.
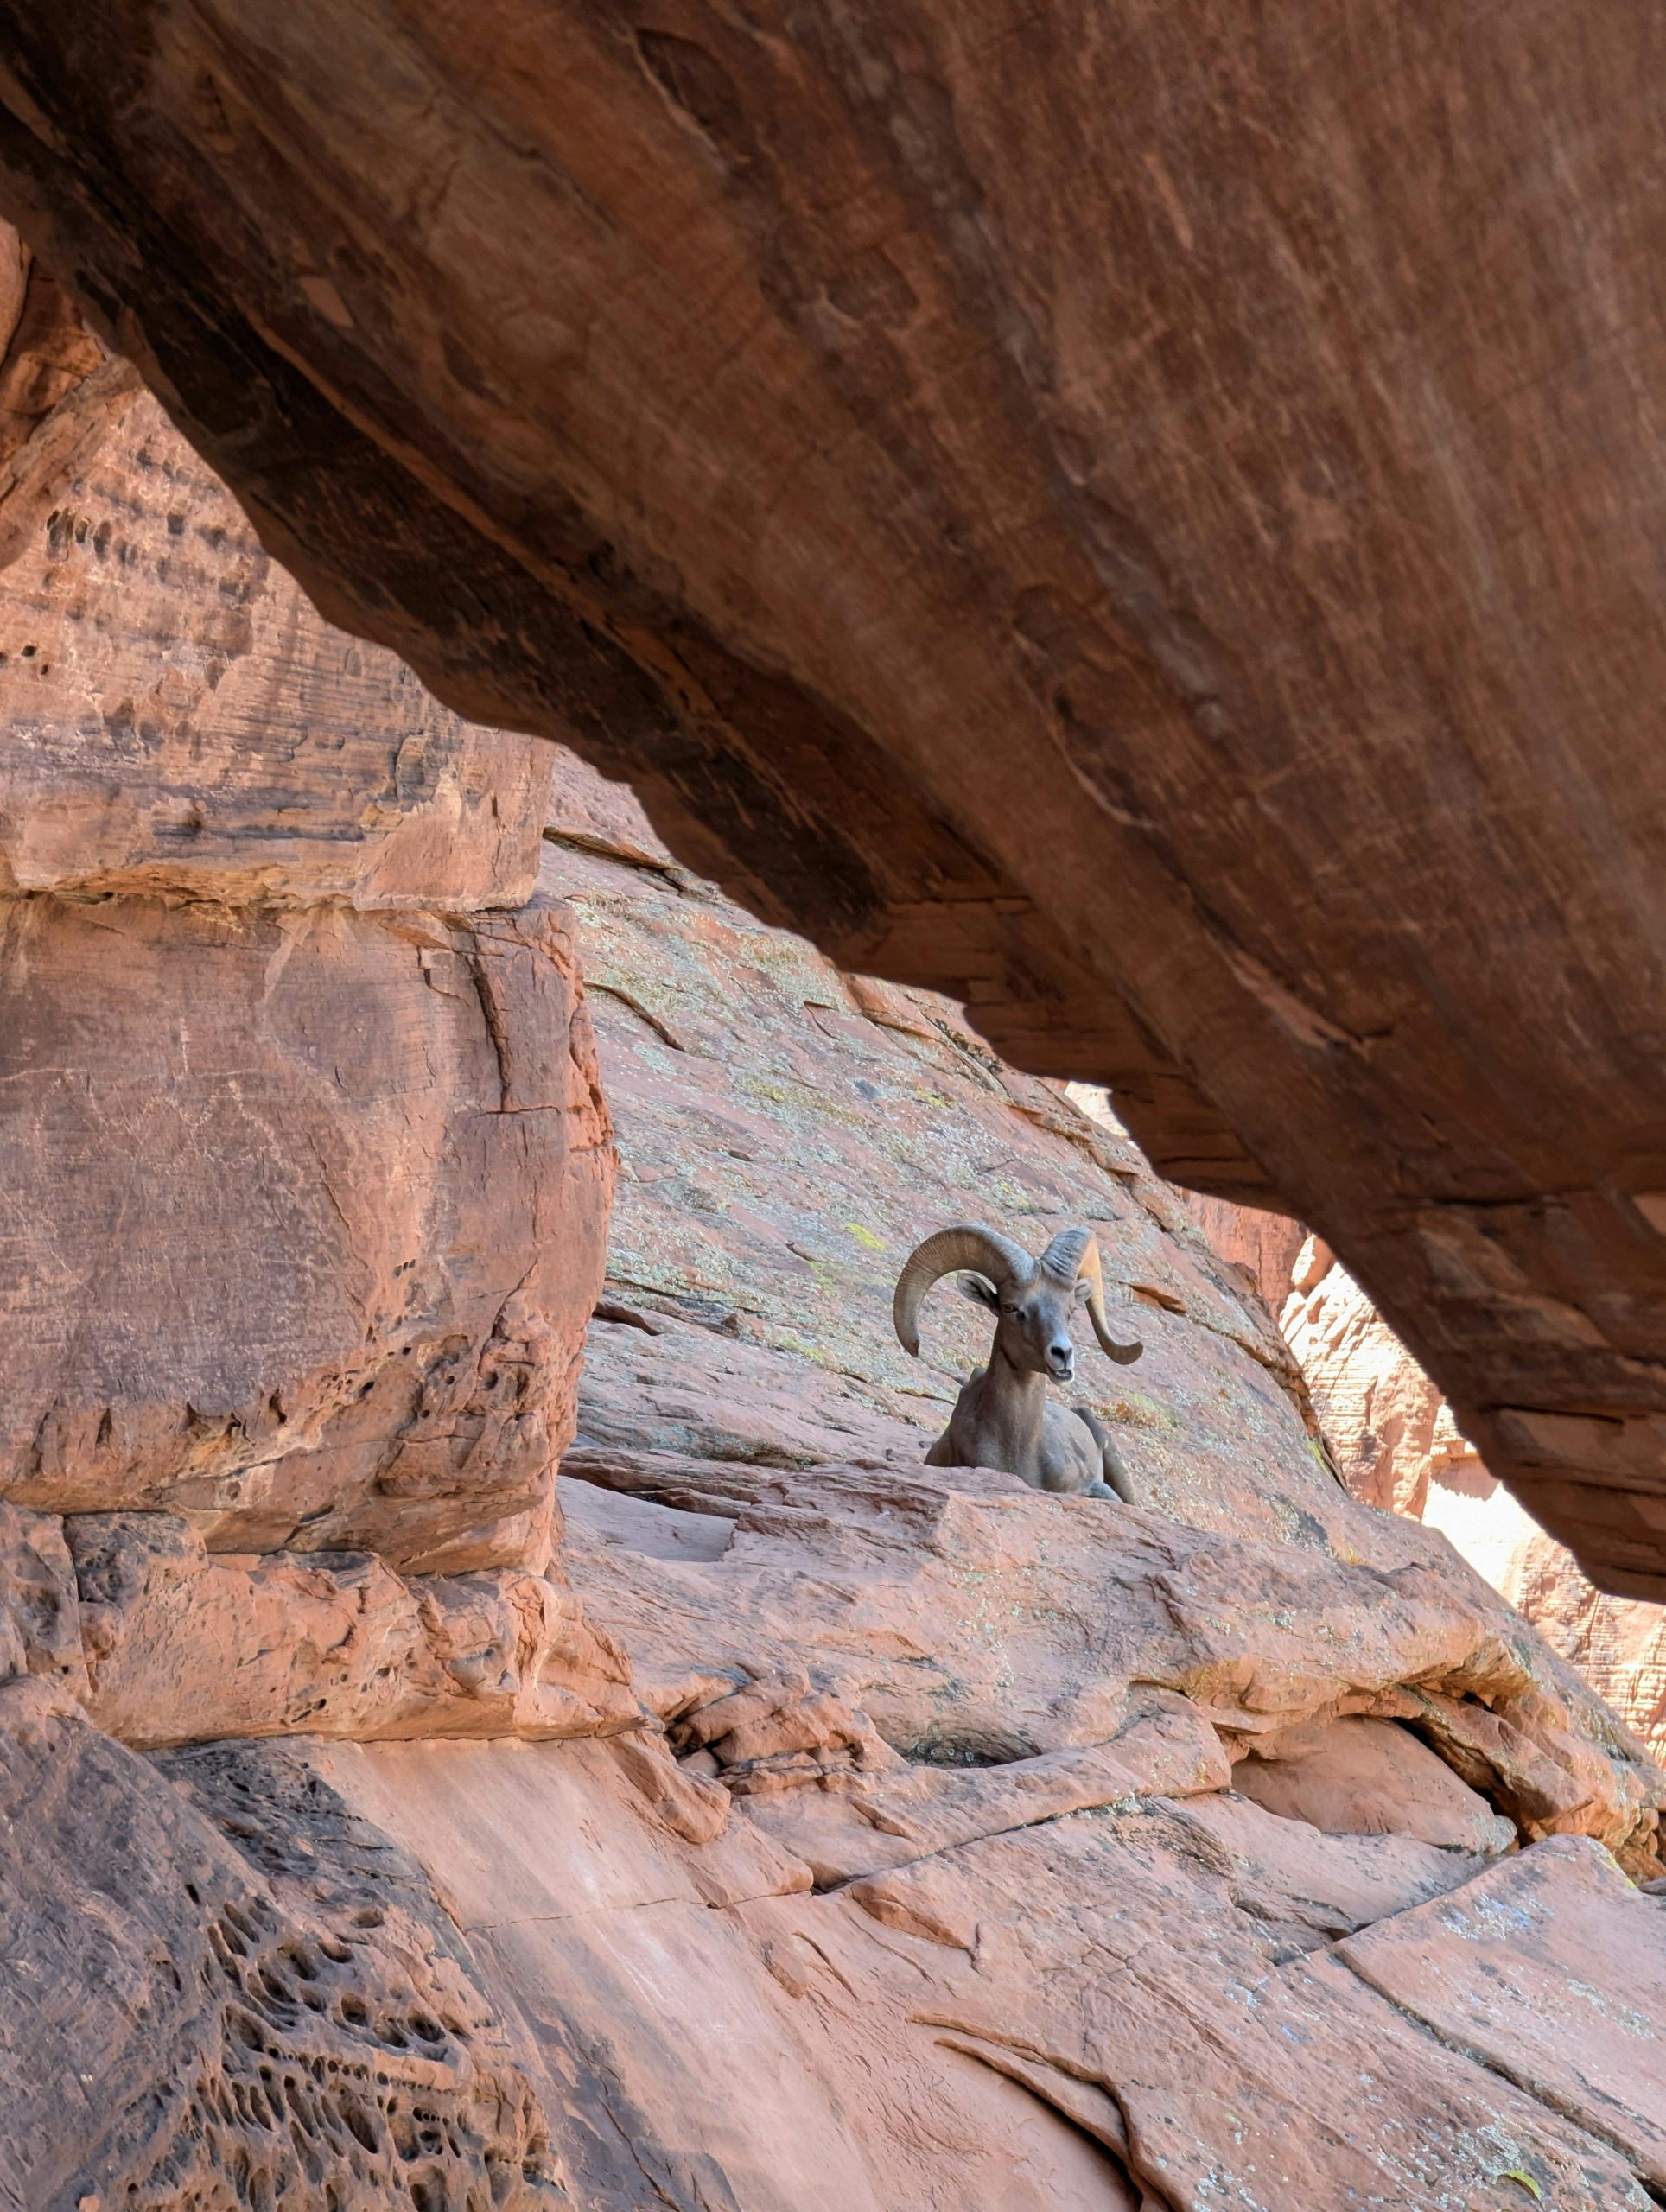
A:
1048;1340;1074;1376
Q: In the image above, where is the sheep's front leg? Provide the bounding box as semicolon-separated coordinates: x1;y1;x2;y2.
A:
1099;1435;1136;1504
1073;1408;1136;1503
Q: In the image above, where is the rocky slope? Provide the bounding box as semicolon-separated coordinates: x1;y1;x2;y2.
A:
536;756;1666;2204
1205;1209;1666;1764
0;358;1663;2210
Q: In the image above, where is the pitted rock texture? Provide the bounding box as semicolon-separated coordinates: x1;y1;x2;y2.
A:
0;222;140;571
0;1500;85;1707
0;889;611;1570
0;1698;569;2209
0;346;1659;2206
0;372;550;908
17;1440;1645;2210
3;11;1664;1589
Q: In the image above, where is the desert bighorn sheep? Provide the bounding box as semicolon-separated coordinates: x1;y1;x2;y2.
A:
893;1224;1143;1500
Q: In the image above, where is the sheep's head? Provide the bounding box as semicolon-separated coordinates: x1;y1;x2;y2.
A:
893;1224;1143;1380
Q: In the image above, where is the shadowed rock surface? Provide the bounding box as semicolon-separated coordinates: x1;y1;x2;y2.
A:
1;345;1663;2208
1;16;1663;1589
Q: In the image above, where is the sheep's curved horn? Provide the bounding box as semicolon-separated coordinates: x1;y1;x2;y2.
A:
1040;1228;1144;1365
893;1224;1033;1357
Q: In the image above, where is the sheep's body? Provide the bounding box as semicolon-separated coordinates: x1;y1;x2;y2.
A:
894;1221;1144;1505
926;1351;1135;1500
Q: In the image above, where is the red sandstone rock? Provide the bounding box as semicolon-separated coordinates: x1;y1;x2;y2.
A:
299;1726;1657;2212
1204;1201;1666;1762
0;375;611;1579
1280;1236;1472;1516
0;890;611;1571
67;1510;637;1749
1232;1712;1517;1856
0;224;141;570
0;1499;85;1707
0;1712;567;2207
0;343;1662;2208
1338;1836;1666;2189
1183;1196;1309;1314
559;1450;1663;1872
0;381;550;909
550;768;1665;1891
1503;1533;1666;1764
0;228;104;467
3;9;1664;1590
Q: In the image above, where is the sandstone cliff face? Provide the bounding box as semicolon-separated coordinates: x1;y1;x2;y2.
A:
1206;1207;1666;1763
0;385;612;1577
4;8;1666;1598
3;345;1665;2209
0;359;637;2204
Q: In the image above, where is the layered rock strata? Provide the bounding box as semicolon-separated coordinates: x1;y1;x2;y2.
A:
3;368;1665;2206
0;370;633;2204
3;11;1665;1592
0;382;612;1577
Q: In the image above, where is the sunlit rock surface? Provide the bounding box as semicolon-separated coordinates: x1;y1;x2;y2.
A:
0;361;1662;2206
0;388;611;1575
1203;1207;1666;1762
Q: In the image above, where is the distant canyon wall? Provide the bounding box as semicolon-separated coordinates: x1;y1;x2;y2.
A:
1194;1198;1666;1760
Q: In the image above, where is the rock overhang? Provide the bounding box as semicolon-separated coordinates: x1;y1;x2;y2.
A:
2;4;1662;1586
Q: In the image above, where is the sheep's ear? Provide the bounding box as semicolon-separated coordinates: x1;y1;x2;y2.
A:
957;1273;1000;1311
1072;1275;1093;1304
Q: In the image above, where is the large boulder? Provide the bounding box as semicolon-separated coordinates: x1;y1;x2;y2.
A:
0;887;608;1572
0;386;613;1575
